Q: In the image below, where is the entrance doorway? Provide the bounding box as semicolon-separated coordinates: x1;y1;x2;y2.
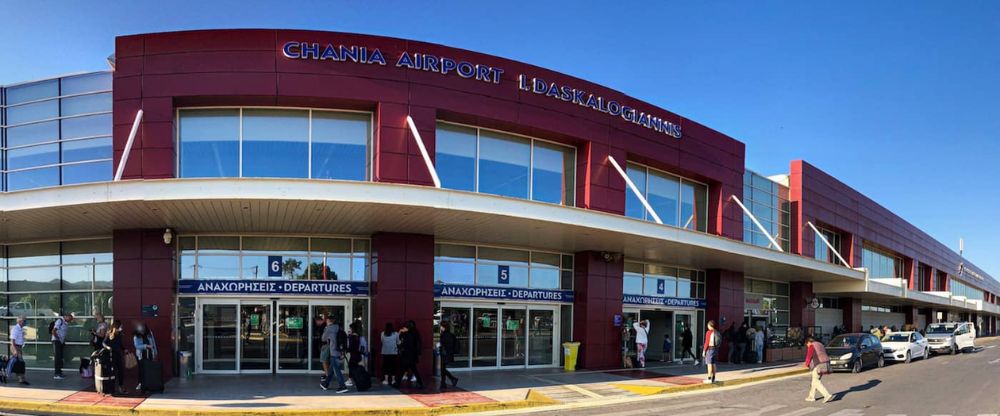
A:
195;298;353;374
624;308;699;363
438;302;559;369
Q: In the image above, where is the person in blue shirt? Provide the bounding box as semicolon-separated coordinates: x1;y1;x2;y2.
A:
662;334;673;362
132;321;157;391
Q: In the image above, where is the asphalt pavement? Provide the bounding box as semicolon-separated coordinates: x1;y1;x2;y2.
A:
520;342;1000;416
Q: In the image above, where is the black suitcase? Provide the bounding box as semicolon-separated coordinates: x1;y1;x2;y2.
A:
92;351;115;395
349;364;371;392
12;358;25;375
140;360;164;393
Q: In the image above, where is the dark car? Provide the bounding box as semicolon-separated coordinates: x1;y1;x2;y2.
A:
826;333;884;373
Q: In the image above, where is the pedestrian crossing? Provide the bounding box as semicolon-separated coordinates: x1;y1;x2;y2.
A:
591;401;999;416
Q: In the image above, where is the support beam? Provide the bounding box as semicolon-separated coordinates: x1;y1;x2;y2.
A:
731;195;783;252
607;155;662;224
114;109;143;181
405;115;441;188
806;221;852;268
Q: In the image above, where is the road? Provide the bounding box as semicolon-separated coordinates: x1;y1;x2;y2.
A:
523;342;1000;416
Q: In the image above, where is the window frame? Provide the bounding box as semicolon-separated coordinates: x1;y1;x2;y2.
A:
174;107;374;181
435;120;577;206
433;241;574;290
622;260;706;299
626;161;710;232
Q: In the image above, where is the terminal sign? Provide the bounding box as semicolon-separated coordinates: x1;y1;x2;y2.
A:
498;265;510;285
268;256;283;277
178;279;369;296
623;294;706;309
435;283;573;303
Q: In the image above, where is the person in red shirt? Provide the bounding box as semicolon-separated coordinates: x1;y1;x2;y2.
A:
803;335;834;403
702;320;720;383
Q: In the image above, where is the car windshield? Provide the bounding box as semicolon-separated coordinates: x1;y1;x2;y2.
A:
828;335;859;348
928;324;956;334
884;333;909;342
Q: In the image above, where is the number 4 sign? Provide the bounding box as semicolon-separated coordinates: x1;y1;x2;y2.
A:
268;256;283;277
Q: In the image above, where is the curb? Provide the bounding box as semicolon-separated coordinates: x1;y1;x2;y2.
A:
612;368;810;396
0;389;560;416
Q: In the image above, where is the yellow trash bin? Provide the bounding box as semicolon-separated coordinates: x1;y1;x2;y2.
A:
562;342;581;371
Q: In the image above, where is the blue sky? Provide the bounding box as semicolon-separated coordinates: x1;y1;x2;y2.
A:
2;1;998;277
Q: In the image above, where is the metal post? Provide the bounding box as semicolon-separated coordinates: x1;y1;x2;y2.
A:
608;155;662;224
114;109;143;181
405;115;441;188
806;221;852;268
731;195;784;252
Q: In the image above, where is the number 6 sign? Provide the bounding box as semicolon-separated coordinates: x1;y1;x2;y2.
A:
268;256;283;277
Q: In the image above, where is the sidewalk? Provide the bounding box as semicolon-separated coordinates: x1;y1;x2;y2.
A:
0;360;810;415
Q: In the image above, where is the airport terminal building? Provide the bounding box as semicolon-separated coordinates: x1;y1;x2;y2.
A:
1;29;998;378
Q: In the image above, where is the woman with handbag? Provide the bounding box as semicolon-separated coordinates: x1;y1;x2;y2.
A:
803;335;834;403
132;321;157;391
102;319;127;394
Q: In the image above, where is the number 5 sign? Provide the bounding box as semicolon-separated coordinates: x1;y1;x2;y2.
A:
498;265;510;285
268;256;283;277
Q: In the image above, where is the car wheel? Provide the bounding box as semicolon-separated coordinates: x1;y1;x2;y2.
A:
904;351;911;364
852;358;862;373
924;347;930;360
877;355;885;368
950;345;958;355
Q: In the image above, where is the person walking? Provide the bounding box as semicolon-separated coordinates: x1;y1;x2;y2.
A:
102;319;126;394
662;334;673;362
380;322;399;385
7;316;29;385
313;315;329;379
320;316;349;393
91;314;109;351
754;326;765;364
438;322;459;389
703;320;721;383
132;321;157;391
393;320;424;389
346;321;365;389
803;335;834;403
723;323;737;364
50;312;74;379
736;322;749;364
680;324;698;365
632;319;650;368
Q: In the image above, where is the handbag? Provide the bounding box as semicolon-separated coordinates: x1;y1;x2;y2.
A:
124;351;138;369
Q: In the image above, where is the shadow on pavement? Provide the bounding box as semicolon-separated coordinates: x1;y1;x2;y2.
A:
835;379;881;401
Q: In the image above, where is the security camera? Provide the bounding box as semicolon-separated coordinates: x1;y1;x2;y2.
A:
163;228;173;245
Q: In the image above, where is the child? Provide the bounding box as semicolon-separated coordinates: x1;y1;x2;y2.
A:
662;334;673;362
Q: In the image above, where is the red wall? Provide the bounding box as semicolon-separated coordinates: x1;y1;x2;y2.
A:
789;160;997;295
573;251;625;369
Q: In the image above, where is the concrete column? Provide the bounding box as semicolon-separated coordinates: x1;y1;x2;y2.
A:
572;251;624;370
903;306;918;329
839;297;862;333
789;282;816;329
706;269;744;363
370;233;435;378
113;229;176;381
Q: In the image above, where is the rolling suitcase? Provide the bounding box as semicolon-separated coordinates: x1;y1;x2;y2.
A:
349;364;371;392
92;351;115;395
140;359;164;393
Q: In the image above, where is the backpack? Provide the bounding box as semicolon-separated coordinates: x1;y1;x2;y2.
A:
336;329;348;353
709;330;722;347
48;319;59;338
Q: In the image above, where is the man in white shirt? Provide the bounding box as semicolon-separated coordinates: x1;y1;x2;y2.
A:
51;312;73;379
8;316;29;385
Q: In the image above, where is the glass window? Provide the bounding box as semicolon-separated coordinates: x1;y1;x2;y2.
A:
196;255;240;279
61;113;112;139
60;92;112;116
60;72;112;96
434;244;572;290
7;167;60;191
478;131;530;199
178;109;240;178
7;100;59;125
435;124;477;192
743;171;791;251
61;239;112;264
680;180;707;231
624;165;648;220
647;171;680;227
6;80;58;105
242;109;309;178
7;121;59;147
531;142;574;205
626;163;708;232
861;245;902;279
623;261;703;299
7;144;59;170
62;137;113;163
311;111;369;181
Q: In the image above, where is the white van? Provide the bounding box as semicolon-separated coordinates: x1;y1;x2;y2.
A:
925;322;976;355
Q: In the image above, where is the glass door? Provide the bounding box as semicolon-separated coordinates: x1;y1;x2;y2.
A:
308;302;350;373
198;301;238;372
471;306;499;367
276;301;309;372
528;307;558;366
500;307;527;366
240;302;272;372
439;306;472;369
674;312;694;361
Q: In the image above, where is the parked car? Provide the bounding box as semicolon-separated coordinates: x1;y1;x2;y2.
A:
926;322;976;355
881;331;929;363
827;333;884;373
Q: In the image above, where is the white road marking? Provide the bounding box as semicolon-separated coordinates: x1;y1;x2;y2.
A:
564;384;604;398
827;410;865;416
740;404;786;416
984;345;996;349
976;414;999;416
595;400;718;416
988;358;1000;364
773;408;822;416
666;408;728;416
